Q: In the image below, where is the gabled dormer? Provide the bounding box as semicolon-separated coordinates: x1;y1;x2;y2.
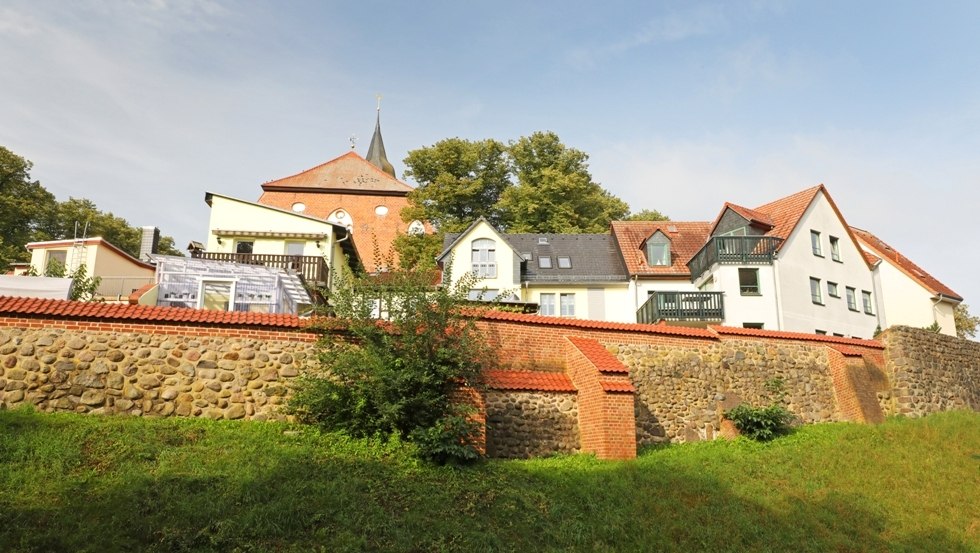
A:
641;230;671;267
709;203;774;238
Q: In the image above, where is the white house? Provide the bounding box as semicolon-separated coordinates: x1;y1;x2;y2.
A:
25;236;156;300
437;218;632;321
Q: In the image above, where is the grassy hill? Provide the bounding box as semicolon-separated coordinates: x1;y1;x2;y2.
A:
1;408;977;552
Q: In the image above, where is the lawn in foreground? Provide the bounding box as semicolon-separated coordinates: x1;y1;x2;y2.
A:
1;408;977;552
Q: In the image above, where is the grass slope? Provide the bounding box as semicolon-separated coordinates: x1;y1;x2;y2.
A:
1;408;978;552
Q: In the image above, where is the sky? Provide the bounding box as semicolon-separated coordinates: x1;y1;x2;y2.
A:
1;0;978;307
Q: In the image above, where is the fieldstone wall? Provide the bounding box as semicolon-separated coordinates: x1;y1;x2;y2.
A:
0;327;316;420
484;390;579;458
879;326;980;416
612;340;839;445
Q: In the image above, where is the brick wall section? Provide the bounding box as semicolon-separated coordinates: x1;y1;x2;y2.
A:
450;386;486;455
564;337;636;460
878;326;980;416
826;349;866;422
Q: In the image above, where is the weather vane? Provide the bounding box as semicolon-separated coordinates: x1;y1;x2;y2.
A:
376;93;382;112
349;134;357;150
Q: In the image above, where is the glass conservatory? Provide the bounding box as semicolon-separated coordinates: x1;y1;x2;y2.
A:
148;254;312;315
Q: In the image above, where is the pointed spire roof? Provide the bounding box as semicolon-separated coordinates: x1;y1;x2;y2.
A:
365;99;396;178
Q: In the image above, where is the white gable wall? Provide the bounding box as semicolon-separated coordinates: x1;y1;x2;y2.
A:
774;192;878;338
442;220;521;297
865;250;957;336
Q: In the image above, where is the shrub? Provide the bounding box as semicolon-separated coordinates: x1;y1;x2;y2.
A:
288;256;490;464
725;403;793;441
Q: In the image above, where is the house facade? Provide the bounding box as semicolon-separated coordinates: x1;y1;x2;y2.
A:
25;237;156;299
438;219;631;321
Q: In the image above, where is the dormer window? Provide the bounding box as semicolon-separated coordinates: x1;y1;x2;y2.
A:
645;231;671;267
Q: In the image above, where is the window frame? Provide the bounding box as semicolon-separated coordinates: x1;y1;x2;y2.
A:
829;236;841;262
470;238;497;278
559;293;575;317
738;268;761;296
557;256;572;269
827;281;840;298
810;277;824;305
862;290;874;315
846;287;858;311
810;230;823;257
538;293;556;316
538;256;552;269
235;240;254;254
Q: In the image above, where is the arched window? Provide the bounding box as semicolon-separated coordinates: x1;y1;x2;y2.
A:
327;209;353;228
471;238;496;278
645;231;671;267
407;220;425;235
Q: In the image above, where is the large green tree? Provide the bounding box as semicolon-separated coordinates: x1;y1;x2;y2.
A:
401;132;632;237
625;208;670;221
402;138;511;233
0;147;57;269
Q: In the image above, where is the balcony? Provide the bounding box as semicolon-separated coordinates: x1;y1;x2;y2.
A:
637;291;724;324
687;236;783;281
190;252;328;284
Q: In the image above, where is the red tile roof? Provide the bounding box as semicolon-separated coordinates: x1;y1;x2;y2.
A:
709;325;883;349
0;296;307;328
829;344;870;357
708;202;775;235
566;336;630;373
609;221;712;277
850;227;962;301
483;370;576;392
476;309;718;338
260;151;413;194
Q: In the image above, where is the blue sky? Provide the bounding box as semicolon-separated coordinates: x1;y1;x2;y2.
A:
1;1;978;308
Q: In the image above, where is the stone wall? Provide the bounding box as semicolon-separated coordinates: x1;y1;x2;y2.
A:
612;339;840;445
484;390;579;458
879;326;980;416
0;327;316;420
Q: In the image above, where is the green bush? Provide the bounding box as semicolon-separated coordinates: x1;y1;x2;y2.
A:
725;403;793;441
288;256;490;464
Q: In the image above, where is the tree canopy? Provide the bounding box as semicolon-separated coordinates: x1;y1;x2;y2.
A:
400;131;644;236
954;303;978;339
0;146;182;270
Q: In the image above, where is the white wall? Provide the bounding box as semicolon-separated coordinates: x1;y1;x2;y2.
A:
708;265;780;329
442;220;522;297
868;252;958;336
206;195;334;260
524;284;631;322
775;192;878;338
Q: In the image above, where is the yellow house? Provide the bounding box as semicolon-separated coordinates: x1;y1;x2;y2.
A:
437;218;632;321
199;192;360;288
25;237;155;299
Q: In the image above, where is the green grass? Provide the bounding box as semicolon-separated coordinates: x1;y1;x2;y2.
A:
1;408;978;552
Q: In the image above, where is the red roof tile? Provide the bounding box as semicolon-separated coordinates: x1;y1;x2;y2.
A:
708;202;775;235
609;221;712;277
850;227;961;301
566;336;630;374
0;296;307;328
475;309;718;339
709;325;883;349
483;370;576;392
829;344;869;357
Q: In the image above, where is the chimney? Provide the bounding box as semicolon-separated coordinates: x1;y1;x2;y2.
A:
139;226;160;260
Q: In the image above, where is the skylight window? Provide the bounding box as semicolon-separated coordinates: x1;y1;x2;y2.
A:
557;256;571;269
538;256;552;269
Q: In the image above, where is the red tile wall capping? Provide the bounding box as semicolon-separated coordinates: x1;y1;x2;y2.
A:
565;336;630;374
483;370;576;392
128;283;157;304
708;325;883;349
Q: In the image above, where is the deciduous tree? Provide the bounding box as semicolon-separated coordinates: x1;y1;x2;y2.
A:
954;303;978;339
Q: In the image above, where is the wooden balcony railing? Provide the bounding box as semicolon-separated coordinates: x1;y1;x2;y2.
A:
190;252;328;284
687;236;783;281
637;291;724;324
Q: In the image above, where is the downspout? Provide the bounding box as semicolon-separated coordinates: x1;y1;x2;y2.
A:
331;228;353;293
772;251;784;331
931;293;948;330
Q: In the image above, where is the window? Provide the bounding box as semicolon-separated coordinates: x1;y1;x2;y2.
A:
468;289;498;301
285;241;305;256
810;230;823;256
539;293;555;316
833;333;845;337
557;256;572;269
200;280;235;311
846;287;858;311
407;220;425;235
471;238;496;278
236;240;254;254
45;250;67;272
810;277;823;304
827;281;839;298
862;290;874;315
742;323;764;329
538;256;552;269
645;232;671;266
815;329;827;335
829;236;841;262
739;268;760;295
559;293;575;317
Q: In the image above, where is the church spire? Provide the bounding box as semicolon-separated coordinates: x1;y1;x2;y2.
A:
365;94;396;178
